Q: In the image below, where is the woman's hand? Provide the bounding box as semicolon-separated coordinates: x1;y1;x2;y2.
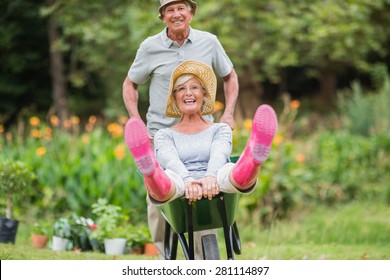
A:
200;176;219;200
185;181;203;203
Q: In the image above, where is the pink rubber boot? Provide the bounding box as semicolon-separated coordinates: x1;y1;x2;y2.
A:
124;118;173;201
231;105;278;189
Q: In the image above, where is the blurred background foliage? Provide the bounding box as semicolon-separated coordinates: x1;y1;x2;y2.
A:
1;0;390;227
1;0;390;124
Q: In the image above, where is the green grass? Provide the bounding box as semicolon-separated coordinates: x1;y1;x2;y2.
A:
229;200;390;260
1;201;389;260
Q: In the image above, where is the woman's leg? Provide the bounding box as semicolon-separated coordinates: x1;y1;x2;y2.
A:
124;118;175;202
230;104;278;190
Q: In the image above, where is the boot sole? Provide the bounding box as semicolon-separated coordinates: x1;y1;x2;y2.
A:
252;105;278;163
124;119;155;175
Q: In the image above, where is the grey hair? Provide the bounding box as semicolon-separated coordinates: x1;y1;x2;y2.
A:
174;74;196;89
173;74;206;95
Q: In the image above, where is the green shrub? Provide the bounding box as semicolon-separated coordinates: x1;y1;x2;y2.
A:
32;221;52;236
338;73;390;136
0;159;37;219
0;119;146;222
90;198;128;241
308;131;390;204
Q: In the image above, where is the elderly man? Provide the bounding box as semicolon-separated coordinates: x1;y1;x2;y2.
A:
122;0;239;259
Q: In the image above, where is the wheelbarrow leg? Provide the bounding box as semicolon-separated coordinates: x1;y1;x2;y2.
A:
219;195;234;260
177;233;191;260
232;221;242;255
187;201;195;260
164;221;178;260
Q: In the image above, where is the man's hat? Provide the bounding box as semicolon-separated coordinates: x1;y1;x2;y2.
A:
165;61;217;118
158;0;197;19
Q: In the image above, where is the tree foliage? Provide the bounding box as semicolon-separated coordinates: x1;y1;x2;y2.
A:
0;0;51;126
1;0;390;122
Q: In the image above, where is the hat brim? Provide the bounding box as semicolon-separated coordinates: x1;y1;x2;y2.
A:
165;61;217;118
158;0;197;19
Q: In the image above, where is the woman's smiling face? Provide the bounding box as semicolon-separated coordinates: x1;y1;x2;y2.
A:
174;77;205;115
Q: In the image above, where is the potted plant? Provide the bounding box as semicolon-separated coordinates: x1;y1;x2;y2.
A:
68;213;94;252
52;217;71;251
31;221;51;249
0;160;37;244
90;198;128;255
128;225;156;255
140;227;158;257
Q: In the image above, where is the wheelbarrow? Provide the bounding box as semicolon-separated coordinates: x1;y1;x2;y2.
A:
157;156;242;260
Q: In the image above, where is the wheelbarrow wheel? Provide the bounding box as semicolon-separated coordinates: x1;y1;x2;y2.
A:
201;234;220;260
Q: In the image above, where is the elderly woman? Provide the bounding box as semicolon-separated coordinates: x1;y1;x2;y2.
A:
124;60;278;204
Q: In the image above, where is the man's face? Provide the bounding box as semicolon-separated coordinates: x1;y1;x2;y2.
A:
162;2;193;33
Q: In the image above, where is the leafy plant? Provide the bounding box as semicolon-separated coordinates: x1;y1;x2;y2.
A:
32;221;51;236
69;213;94;251
53;217;71;239
90;198;127;241
127;225;152;250
0;160;37;219
338;73;390;136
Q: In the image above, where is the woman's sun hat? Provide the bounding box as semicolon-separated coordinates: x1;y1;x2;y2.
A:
158;0;197;19
165;60;217;118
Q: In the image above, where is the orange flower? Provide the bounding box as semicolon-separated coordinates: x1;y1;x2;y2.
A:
296;154;305;163
119;116;129;125
273;134;284;146
85;123;93;132
50;115;60;127
107;123;123;138
0;125;4;134
71;116;80;125
290;100;300;109
243;119;252;130
36;146;46;157
64;120;72;129
88;115;97;124
29;116;40;127
82;134;90;144
6;132;12;141
31;129;42;138
114;144;125;160
45;127;52;140
214;101;224;112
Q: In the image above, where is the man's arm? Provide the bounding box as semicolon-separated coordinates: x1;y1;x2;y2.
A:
122;76;141;119
220;68;239;129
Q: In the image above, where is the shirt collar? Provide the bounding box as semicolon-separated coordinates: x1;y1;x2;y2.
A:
162;26;194;47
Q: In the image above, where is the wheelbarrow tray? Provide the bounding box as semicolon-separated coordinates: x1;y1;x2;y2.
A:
158;192;240;234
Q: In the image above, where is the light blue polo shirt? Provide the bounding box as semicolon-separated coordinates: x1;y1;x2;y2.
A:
128;27;233;136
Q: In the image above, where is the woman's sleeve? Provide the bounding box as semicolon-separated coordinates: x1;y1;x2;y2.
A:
205;124;232;177
154;130;194;182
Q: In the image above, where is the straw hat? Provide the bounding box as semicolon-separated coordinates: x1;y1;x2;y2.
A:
165;61;217;118
158;0;197;19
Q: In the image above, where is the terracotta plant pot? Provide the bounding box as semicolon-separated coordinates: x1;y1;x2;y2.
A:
144;242;159;257
31;234;49;249
131;247;143;255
